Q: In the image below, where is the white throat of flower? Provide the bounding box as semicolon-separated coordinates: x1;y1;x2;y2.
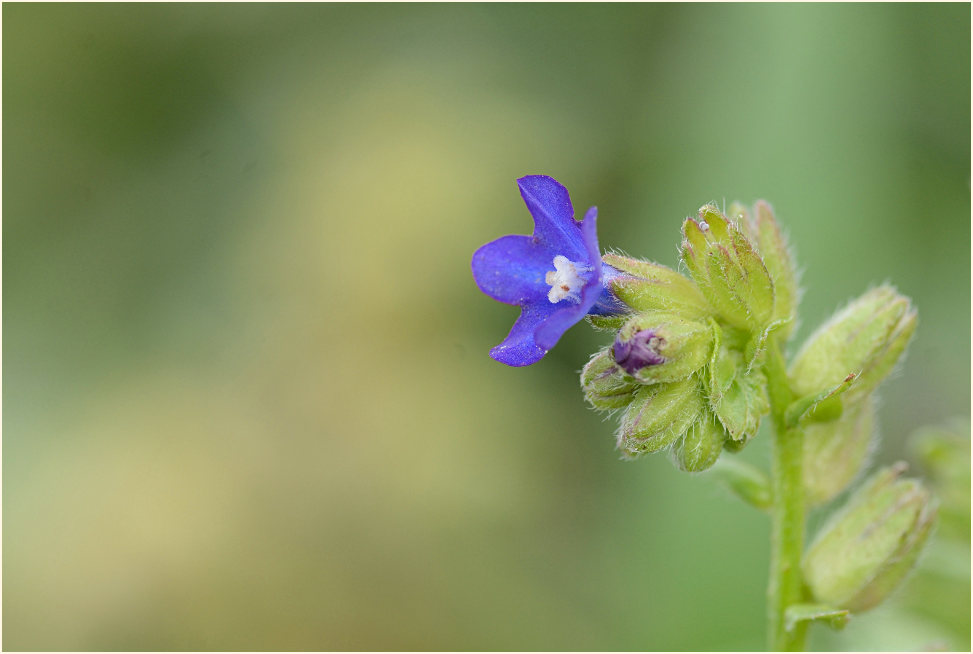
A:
545;255;592;304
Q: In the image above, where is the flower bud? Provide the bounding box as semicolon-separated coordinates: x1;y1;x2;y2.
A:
580;348;639;410
612;312;712;385
790;286;917;401
705;331;769;444
748;201;798;340
670;410;726;472
803;396;875;506
617;378;704;456
681;204;776;332
803;464;938;613
601;253;711;320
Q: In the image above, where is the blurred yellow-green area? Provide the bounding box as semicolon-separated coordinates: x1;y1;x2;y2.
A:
3;4;970;651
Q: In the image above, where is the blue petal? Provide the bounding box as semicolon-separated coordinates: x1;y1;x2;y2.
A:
578;206;600;268
517;175;586;260
471;234;552;306
489;301;561;366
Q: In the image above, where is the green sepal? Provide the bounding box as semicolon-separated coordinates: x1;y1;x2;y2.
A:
617;378;704;457
615;312;713;385
705;324;769;443
784;604;850;632
803;397;875;506
580;348;639;410
708;456;773;511
671;409;726;472
602;253;711;320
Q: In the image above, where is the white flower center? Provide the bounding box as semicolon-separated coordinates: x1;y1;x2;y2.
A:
545;255;592;304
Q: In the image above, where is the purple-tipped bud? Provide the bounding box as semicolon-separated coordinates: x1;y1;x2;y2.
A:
613;329;666;374
610;312;712;385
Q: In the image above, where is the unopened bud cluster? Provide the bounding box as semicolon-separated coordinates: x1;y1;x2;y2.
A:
582;202;798;470
582;200;918;490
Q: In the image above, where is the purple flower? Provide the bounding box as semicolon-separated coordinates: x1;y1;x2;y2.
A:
471;175;623;366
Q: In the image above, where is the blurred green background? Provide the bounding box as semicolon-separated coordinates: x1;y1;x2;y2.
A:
3;3;970;651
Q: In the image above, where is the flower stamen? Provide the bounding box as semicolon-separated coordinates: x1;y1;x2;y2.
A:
546;255;592;304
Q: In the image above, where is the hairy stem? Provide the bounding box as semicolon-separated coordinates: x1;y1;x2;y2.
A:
765;337;808;651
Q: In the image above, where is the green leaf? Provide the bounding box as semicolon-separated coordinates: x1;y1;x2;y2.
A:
784;603;850;632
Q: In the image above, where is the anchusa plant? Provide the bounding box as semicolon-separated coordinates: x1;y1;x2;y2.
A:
472;176;938;651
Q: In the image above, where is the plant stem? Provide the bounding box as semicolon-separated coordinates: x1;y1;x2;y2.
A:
765;337;808;651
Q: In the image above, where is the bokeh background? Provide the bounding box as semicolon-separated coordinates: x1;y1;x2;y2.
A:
3;3;970;651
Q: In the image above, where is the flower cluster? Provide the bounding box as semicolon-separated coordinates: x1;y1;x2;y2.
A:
472;177;799;469
472;177;916;479
472;175;936;626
